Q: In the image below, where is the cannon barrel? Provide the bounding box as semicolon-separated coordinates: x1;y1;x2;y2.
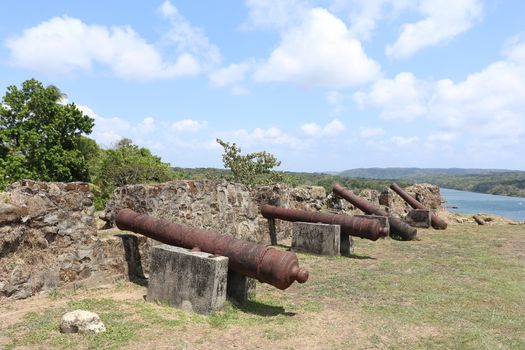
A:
390;183;447;230
332;183;417;241
116;208;308;290
260;204;389;241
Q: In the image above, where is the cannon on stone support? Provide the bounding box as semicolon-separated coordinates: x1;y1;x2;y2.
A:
390;183;447;230
332;183;417;241
116;209;308;290
260;204;389;241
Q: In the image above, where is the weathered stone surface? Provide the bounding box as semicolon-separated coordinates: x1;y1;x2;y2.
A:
60;310;106;334
0;180;149;300
147;245;228;314
0;181;98;299
227;270;256;304
103;180;327;244
1;179;445;301
405;184;443;209
340;233;354;256
405;209;431;228
292;222;341;256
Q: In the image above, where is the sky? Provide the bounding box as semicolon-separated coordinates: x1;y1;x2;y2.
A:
0;0;524;172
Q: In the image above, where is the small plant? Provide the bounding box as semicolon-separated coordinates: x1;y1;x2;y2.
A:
216;138;284;187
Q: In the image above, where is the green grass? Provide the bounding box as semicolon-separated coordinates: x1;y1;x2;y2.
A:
2;224;524;349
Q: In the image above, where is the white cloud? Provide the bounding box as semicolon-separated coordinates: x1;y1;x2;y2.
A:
301;123;321;136
77;104;131;146
426;132;456;143
243;0;309;30
358;127;385;138
172;119;207;132
391;136;419;147
253;8;381;88
354;37;525;149
159;1;221;70
331;0;413;41
209;62;253;95
137;117;156;134
209;62;252;87
427;39;525;142
218;126;304;150
386;0;483;58
301;119;346;137
5;1;218;79
353;72;428;120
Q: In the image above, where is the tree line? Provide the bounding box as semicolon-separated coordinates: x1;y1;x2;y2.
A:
0;79;306;209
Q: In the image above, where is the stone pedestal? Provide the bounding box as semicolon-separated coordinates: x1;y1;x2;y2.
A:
340;233;354;257
147;245;228;314
292;222;341;256
405;209;431;228
227;270;256;304
268;218;277;245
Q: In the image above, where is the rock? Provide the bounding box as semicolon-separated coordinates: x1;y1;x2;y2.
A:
59;310;106;334
0;203;26;224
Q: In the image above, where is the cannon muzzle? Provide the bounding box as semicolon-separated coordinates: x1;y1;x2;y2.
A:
260;204;388;241
116;209;308;290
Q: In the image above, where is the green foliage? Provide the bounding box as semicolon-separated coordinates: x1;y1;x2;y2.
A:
409;172;525;197
0;79;94;189
94;138;177;209
216;138;284;186
337;167;525;197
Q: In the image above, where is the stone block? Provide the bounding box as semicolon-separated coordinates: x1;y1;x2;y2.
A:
340;233;354;256
147;245;228;314
404;209;431;228
227;270;256;304
292;222;340;256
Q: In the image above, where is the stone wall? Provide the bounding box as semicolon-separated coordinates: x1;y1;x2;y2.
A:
102;180;327;244
102;180;444;243
0;180;145;300
1;179;444;300
328;184;443;217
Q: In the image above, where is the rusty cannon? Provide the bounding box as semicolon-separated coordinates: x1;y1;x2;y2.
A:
390;183;447;230
116;208;309;290
260;204;389;241
332;183;417;241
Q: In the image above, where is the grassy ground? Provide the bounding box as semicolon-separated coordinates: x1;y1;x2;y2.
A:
1;223;524;349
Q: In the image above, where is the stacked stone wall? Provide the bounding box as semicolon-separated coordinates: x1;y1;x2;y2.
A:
1;179;444;300
0;180;145;299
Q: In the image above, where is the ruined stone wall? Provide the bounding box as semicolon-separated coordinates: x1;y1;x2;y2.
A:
1;179;444;300
328;184;443;217
0;180;144;300
102;180;327;244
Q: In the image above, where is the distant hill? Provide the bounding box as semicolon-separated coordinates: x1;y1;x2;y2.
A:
338;168;516;179
337;168;525;197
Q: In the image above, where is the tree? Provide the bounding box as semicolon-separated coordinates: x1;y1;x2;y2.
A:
0;79;94;188
94;138;176;208
216;138;284;186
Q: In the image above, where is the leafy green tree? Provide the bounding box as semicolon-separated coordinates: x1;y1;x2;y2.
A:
0;79;94;188
94;138;176;208
216;138;284;186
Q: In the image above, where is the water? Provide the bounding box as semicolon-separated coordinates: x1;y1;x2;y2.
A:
440;188;525;221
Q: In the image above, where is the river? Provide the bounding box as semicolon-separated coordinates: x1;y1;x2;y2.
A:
440;188;525;221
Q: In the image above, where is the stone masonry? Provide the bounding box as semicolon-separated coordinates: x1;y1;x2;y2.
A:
1;179;444;300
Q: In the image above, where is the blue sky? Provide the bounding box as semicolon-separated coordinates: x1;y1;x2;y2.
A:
1;0;524;171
